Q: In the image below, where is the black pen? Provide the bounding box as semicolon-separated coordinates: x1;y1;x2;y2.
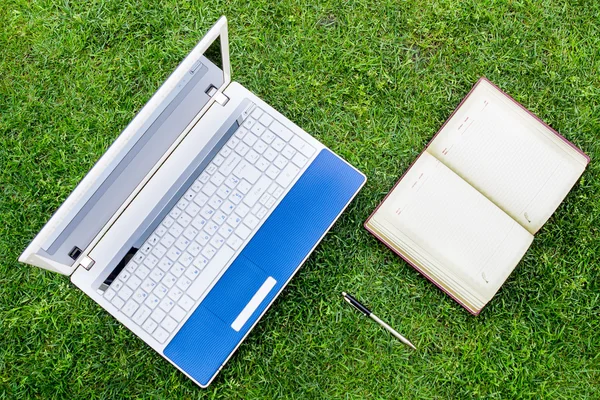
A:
342;292;416;349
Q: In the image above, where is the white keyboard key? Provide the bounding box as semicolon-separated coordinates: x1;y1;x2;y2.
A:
235;203;250;217
290;135;315;157
125;262;138;273
264;147;278;161
266;165;281;180
262;130;275;144
233;161;261;184
217;186;232;198
112;281;124;293
226;235;243;250
179;295;195;311
201;245;217;259
168;208;182;220
254;140;268;154
171;306;186;322
163;273;177;288
187;241;202;256
265;196;276;208
160;233;176;248
122;299;139;317
244;214;260;229
213;210;228;224
227;214;243;228
176;199;189;210
236;224;252;240
183;226;199;241
235;127;248;139
225;175;240;189
208;196;223;209
200;206;215;220
119;271;131;282
104;289;116;301
259;113;274;127
251;107;263;119
243;133;258;147
145;294;160;309
132;305;151;325
255;157;269;171
168;224;183;237
111;296;125;309
133;253;145;263
162;316;178;332
237;180;252;194
152;244;167;258
220;146;232;157
148;235;160;246
133;288;148;303
273;155;288;169
210;172;225;186
191;216;207;230
168;287;183;301
276;163;301;187
177;213;192;227
189;246;235;300
176;277;193;291
202;182;217;196
229;191;244;204
191;180;203;192
210;235;225;248
162;216;175;228
185;267;201;280
196;232;211;246
221;154;242;176
245;149;260;164
273;186;284;198
166;247;182;261
153;327;169;343
151;308;166;323
155;225;167;237
175;236;190;251
142;318;158;334
159;297;175;312
143;255;158;268
128;275;143;289
270;120;293;141
178;252;194;267
157;258;173;271
154;284;169;298
256;207;268;219
250;123;266;136
243;175;271;207
243;118;256;129
185;202;201;216
282;145;296;159
206;164;218;175
227;136;240;149
235;142;250;156
272;137;286;152
213;154;225;166
193;193;209;207
183;190;196;202
221;200;235;215
170;263;186;277
219;224;234;238
192;257;209;270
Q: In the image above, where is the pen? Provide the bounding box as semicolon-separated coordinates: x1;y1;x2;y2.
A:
342;292;416;350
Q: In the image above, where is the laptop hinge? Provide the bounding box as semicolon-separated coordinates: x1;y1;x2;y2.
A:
206;85;229;106
78;255;95;271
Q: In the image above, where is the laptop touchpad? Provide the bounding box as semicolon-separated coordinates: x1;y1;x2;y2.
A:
201;255;275;331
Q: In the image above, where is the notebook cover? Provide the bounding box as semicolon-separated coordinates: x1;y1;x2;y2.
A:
364;77;590;315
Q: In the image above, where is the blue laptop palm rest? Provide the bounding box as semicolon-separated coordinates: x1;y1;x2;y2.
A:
164;149;365;386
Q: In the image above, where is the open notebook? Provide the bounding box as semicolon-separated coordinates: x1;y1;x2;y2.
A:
365;77;589;315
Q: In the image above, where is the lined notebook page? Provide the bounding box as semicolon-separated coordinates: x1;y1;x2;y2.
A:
372;152;532;300
427;80;588;233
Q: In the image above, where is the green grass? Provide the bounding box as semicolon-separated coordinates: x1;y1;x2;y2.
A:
1;0;599;398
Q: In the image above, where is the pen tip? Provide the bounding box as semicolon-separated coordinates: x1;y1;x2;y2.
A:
341;292;347;297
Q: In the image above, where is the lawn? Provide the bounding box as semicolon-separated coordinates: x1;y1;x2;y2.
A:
1;0;599;398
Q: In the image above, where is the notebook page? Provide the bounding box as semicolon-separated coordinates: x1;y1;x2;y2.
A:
427;80;588;233
372;152;533;301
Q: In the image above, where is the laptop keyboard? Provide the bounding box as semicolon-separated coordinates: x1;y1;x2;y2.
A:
101;105;316;344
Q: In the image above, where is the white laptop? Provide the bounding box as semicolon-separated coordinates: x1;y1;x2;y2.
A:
19;16;366;387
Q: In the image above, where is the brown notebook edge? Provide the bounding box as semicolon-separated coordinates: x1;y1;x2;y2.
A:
364;76;589;315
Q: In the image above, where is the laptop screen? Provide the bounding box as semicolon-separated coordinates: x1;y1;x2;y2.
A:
38;25;230;268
